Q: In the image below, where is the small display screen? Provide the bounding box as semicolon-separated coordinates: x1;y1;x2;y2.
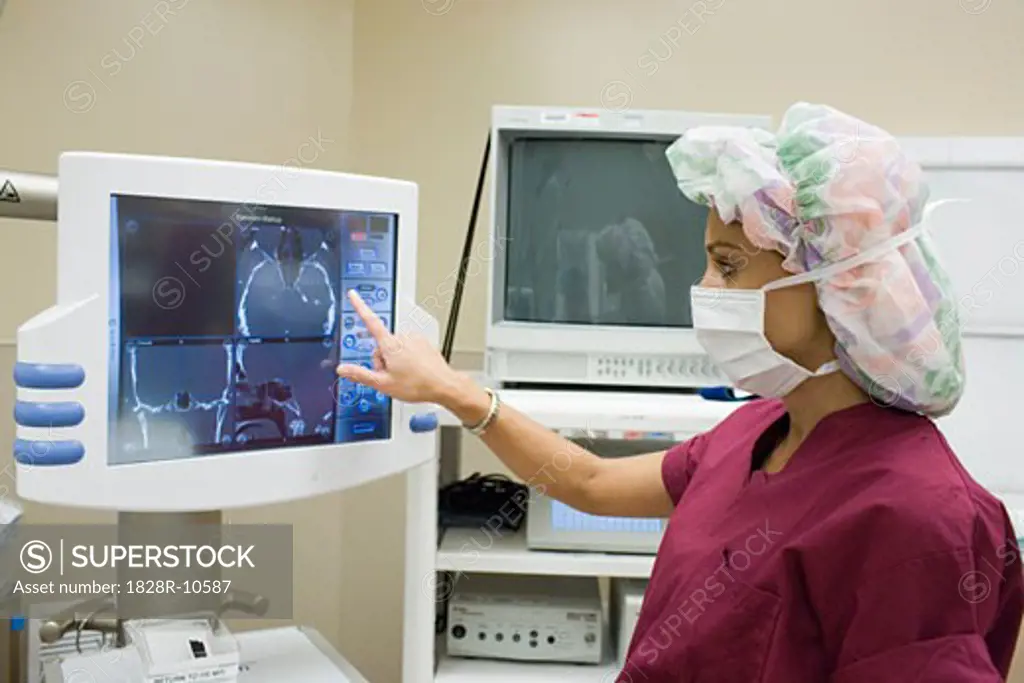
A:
550;500;665;534
108;194;397;465
503;137;708;328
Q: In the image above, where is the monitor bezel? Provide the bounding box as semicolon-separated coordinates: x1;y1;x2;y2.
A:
16;152;428;511
486;106;773;360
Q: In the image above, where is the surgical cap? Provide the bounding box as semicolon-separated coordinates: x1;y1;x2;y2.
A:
666;102;965;417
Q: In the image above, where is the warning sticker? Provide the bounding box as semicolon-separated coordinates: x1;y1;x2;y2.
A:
0;180;20;203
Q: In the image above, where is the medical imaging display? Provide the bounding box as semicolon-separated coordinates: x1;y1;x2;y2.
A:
109;195;397;465
503;138;709;327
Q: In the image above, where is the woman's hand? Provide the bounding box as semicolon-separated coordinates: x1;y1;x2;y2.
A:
335;290;464;405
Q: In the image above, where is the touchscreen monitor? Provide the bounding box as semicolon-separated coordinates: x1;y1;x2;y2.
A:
108;194;397;465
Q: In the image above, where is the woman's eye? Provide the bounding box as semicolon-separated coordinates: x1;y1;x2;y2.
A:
713;259;736;276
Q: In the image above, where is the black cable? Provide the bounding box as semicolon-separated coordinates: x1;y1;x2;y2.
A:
441;133;492;363
435;135;493;634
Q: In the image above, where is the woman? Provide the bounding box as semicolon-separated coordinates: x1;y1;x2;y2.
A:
337;103;1023;681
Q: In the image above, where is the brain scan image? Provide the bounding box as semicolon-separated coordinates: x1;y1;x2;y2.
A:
237;224;341;339
231;339;337;446
115;341;233;463
110;195;396;464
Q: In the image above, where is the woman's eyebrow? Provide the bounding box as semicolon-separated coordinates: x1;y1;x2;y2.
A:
705;240;742;253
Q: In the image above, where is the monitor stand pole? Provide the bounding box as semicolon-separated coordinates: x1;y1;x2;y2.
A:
117;511;225;620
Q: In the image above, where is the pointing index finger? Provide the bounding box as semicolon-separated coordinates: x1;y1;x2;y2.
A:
348;289;390;341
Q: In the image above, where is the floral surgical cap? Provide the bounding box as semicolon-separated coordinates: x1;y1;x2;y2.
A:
666;102;965;417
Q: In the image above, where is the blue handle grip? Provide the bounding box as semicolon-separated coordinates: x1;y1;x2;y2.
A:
409;413;439;433
699;386;756;402
14;362;86;389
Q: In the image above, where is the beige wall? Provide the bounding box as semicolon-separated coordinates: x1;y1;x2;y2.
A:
3;0;1024;681
0;0;358;677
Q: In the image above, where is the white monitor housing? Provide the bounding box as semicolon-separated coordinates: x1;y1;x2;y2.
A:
14;152;439;511
485;105;772;390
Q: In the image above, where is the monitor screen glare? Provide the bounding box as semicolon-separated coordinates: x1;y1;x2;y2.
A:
503;137;709;328
108;195;397;465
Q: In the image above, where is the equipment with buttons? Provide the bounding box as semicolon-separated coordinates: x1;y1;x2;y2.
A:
446;574;604;665
527;435;676;554
590;353;725;386
4;154;441;682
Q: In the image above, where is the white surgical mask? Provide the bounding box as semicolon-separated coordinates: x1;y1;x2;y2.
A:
690;200;959;398
691;283;840;398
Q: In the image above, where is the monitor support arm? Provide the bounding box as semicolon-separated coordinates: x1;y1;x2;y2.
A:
0;170;58;221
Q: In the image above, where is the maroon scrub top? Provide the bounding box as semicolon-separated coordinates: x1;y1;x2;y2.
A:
621;399;1023;682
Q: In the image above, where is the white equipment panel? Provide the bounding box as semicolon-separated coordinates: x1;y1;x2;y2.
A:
611;579;647;666
901;138;1024;496
13;152;440;511
447;574;603;665
901;137;1024;335
42;627;367;683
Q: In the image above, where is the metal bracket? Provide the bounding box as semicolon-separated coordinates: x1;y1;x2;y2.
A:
0;170;58;222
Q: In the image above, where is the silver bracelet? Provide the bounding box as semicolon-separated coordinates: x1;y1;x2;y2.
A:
465;388;500;436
